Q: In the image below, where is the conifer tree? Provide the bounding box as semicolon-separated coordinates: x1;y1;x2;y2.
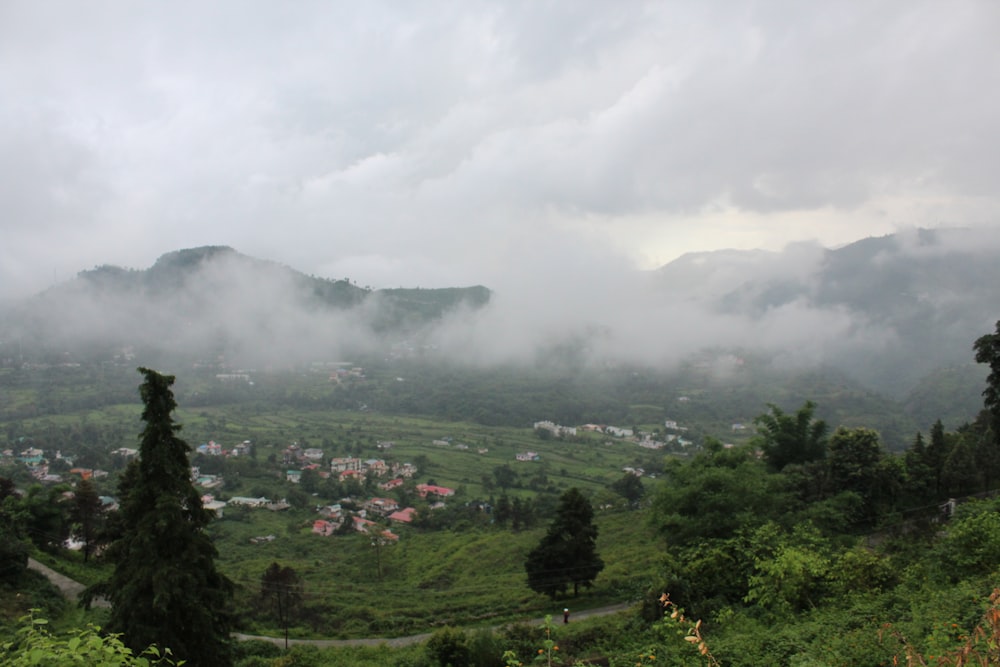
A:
69;478;103;562
99;368;233;666
525;487;604;598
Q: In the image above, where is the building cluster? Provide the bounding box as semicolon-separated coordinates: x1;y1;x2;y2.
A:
309;482;455;542
533;421;578;437
2;446;110;485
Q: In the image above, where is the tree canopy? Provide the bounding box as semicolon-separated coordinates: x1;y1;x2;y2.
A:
753;400;828;471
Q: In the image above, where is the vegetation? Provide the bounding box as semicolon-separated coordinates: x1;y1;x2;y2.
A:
1;612;178;666
92;368;234;666
3;319;1000;665
525;487;604;598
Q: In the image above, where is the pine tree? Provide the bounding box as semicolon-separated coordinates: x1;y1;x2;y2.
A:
99;368;233;666
525;487;604;598
69;478;104;562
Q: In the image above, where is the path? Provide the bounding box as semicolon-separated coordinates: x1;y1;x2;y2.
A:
233;602;634;648
28;559;631;648
27;557;110;608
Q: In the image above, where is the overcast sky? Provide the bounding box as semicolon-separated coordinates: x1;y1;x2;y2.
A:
2;1;999;302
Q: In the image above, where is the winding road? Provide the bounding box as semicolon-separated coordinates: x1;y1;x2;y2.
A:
28;558;632;648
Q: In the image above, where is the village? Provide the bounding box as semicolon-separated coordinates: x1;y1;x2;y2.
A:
1;410;724;551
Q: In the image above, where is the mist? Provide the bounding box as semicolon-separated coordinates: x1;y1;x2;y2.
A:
6;226;997;401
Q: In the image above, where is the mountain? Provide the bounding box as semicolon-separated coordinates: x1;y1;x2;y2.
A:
1;246;490;366
653;227;1000;423
3;231;997;429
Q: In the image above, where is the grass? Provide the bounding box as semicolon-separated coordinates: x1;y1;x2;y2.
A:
216;508;661;638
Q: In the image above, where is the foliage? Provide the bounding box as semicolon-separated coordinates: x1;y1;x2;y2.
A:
525;488;604;598
94;368;233;667
426;626;470;667
753;401;828;471
882;588;1000;666
0;611;178;666
68;478;105;562
259;562;302;650
610;473;645;509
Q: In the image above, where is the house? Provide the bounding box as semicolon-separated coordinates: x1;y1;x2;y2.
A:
232;441;253;457
363;459;389;476
533;421;578;437
416;484;455;498
197;441;223;456
286;470;302;483
364;497;400;516
379;478;404;491
303;448;324;461
197;474;224;489
392;462;418;478
339;469;364;483
228;496;269;508
318;504;343;520
330;457;362;473
388;507;417;524
282;444;303;464
250;534;276;545
352;517;399;541
605;427;633;438
516;451;541;462
201;495;226;518
312;519;339;536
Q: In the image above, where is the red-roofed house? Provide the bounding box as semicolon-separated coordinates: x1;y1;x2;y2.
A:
416;484;455;498
388;507;417;524
313;519;338;536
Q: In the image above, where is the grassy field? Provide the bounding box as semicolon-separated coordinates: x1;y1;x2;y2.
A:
218;507;662;638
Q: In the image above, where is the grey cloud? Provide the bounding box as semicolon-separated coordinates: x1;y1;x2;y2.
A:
2;1;1000;304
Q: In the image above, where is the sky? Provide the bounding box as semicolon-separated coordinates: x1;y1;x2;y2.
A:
2;1;1000;303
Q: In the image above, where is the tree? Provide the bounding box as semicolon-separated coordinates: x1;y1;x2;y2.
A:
753;401;828;471
974;321;1000;491
525;487;604;598
974;319;1000;435
259;562;303;650
610;472;645;508
95;368;233;667
17;484;69;553
68;478;104;562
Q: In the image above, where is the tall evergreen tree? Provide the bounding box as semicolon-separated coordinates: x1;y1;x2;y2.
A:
69;478;104;562
525;487;604;598
99;368;233;666
926;418;950;498
974;320;1000;490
